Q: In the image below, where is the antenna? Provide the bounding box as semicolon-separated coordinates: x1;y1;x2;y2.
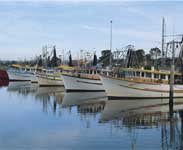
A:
162;17;165;57
109;20;113;68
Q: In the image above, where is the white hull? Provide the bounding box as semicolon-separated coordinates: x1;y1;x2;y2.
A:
7;71;32;82
101;76;183;99
62;74;105;92
30;74;38;83
36;73;64;87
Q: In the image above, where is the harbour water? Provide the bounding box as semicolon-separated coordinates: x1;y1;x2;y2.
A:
0;82;183;149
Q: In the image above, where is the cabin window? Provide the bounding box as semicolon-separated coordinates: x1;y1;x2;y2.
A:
131;71;134;76
175;75;181;80
94;70;96;74
160;74;166;79
118;73;122;78
130;71;132;77
146;73;152;78
136;72;140;77
127;71;130;76
175;75;181;84
127;71;129;77
128;71;130;77
154;74;159;79
141;72;144;77
90;70;92;74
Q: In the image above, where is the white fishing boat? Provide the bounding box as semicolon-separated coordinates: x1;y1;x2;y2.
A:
7;64;37;82
62;69;105;92
100;17;183;99
101;67;183;99
101;65;183;99
36;69;63;87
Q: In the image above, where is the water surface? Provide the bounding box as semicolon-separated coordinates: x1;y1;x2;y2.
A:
0;81;183;150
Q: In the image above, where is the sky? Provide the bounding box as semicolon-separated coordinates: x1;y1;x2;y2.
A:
0;0;183;60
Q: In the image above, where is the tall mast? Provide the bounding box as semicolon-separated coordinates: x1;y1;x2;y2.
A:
109;20;113;68
169;40;175;118
162;17;165;57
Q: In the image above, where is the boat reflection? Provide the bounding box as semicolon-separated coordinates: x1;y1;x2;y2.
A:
100;99;183;149
62;92;107;128
7;81;36;96
62;92;107;107
35;87;64;115
0;79;9;87
7;82;64;115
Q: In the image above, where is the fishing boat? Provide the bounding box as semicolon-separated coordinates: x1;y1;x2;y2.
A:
101;66;183;99
0;69;9;80
7;64;37;82
36;69;63;87
61;68;105;92
101;18;183;99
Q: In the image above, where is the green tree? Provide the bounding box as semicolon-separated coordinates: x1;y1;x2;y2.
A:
68;53;73;67
136;49;145;66
92;54;97;66
145;54;151;66
38;55;43;66
99;50;111;67
51;46;58;67
149;47;161;68
150;47;161;60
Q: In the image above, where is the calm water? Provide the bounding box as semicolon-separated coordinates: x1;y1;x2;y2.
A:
0;81;183;150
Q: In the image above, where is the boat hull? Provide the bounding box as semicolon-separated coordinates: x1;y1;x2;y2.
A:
29;74;38;83
61;74;105;92
101;76;183;99
36;73;64;87
7;71;32;82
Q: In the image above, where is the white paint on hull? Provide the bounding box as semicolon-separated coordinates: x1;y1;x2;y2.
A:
7;71;32;81
36;74;63;86
30;74;38;83
101;76;183;98
62;74;105;92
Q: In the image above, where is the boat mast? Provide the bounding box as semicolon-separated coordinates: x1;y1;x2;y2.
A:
162;17;165;57
109;20;113;69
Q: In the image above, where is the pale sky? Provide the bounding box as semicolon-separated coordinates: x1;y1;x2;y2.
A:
0;1;183;60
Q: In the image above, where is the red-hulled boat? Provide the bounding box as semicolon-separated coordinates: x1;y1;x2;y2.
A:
0;69;9;86
0;69;9;80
